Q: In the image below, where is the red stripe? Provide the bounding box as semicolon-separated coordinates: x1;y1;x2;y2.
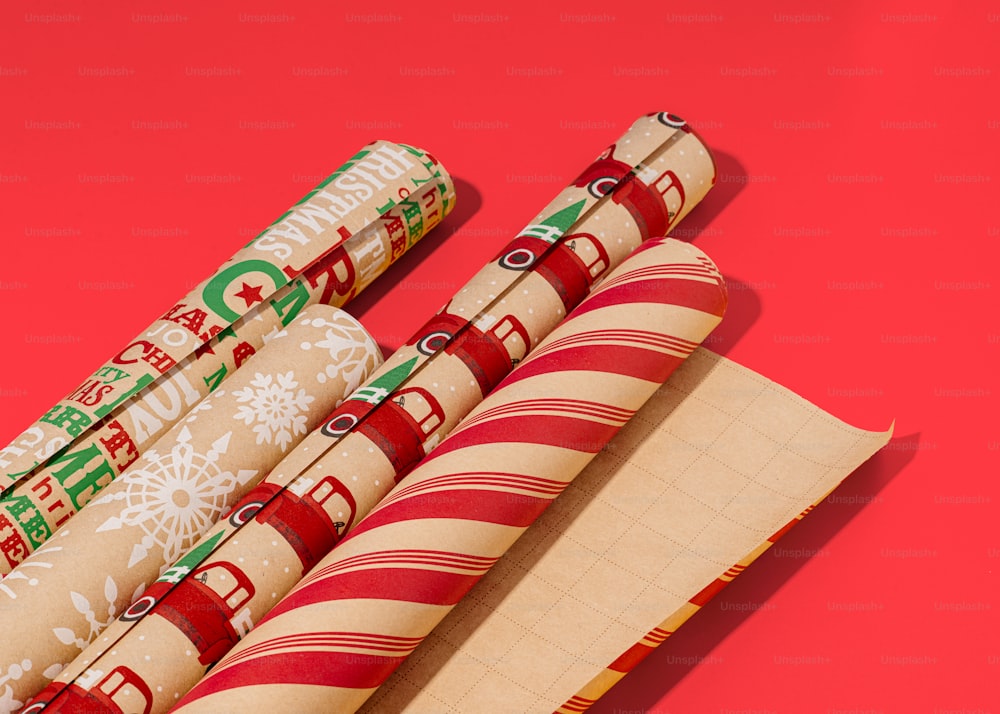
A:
574;277;726;318
598;265;719;290
179;648;407;704
465;397;636;421
359;487;554;533
430;413;624;460
380;480;562;511
531;329;699;356
769;516;799;542
264;565;483;623
689;576;729;607
215;630;423;669
303;550;497;585
501;344;685;387
457;405;630;433
607;640;657;673
324;554;491;573
525;335;694;368
322;549;493;570
458;399;634;431
387;472;566;502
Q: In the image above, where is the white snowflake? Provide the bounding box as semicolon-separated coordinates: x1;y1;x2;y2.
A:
0;685;21;714
232;371;313;450
52;575;121;651
0;660;31;714
94;427;257;567
183;396;216;424
309;313;380;391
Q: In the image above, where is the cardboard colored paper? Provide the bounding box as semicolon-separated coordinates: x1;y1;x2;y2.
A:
0;174;452;574
358;348;893;713
0;305;382;708
170;237;727;713
23;113;720;714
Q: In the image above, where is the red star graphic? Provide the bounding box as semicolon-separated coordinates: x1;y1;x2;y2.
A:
234;282;264;307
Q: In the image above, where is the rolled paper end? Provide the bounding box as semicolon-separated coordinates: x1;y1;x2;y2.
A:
393;142;457;220
647;110;720;189
585;111;719;240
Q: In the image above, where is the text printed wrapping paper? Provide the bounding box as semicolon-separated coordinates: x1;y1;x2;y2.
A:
0;172;452;574
171;236;728;713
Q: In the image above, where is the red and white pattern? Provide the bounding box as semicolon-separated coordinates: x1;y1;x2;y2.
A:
172;236;727;713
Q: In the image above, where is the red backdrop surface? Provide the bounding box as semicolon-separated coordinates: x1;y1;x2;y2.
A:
1;1;997;712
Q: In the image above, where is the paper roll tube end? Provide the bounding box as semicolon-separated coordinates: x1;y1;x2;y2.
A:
640;110;718;185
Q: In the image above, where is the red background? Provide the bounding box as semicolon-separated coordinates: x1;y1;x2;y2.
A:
1;1;997;711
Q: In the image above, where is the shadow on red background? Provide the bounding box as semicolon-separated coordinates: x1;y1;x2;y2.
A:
346;177;484;356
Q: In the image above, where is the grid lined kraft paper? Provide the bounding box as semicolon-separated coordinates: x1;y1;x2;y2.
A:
170;236;728;713
358;348;893;714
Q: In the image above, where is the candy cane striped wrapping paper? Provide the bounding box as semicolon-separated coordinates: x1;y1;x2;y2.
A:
0;305;382;709
356;349;892;714
20;113;718;714
0;174;452;575
170;236;728;714
0;141;446;492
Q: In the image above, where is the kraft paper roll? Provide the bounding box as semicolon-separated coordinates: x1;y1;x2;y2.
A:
0;304;382;708
358;349;893;714
170;237;728;713
24;112;720;714
0;174;452;574
0;140;449;495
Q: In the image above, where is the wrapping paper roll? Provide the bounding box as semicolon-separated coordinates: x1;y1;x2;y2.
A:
23;113;719;714
0;174;452;574
0;140;448;492
0;305;382;709
358;348;893;713
171;236;728;713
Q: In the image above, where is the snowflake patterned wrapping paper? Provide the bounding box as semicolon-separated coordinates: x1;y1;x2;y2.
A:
18;112;719;714
170;236;728;714
0;304;382;710
357;348;892;713
0;172;452;575
0;140;448;497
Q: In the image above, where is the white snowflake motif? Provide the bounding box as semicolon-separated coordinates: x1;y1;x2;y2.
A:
0;660;32;714
183;395;216;424
233;371;314;450
309;313;380;391
51;575;124;651
94;427;257;567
